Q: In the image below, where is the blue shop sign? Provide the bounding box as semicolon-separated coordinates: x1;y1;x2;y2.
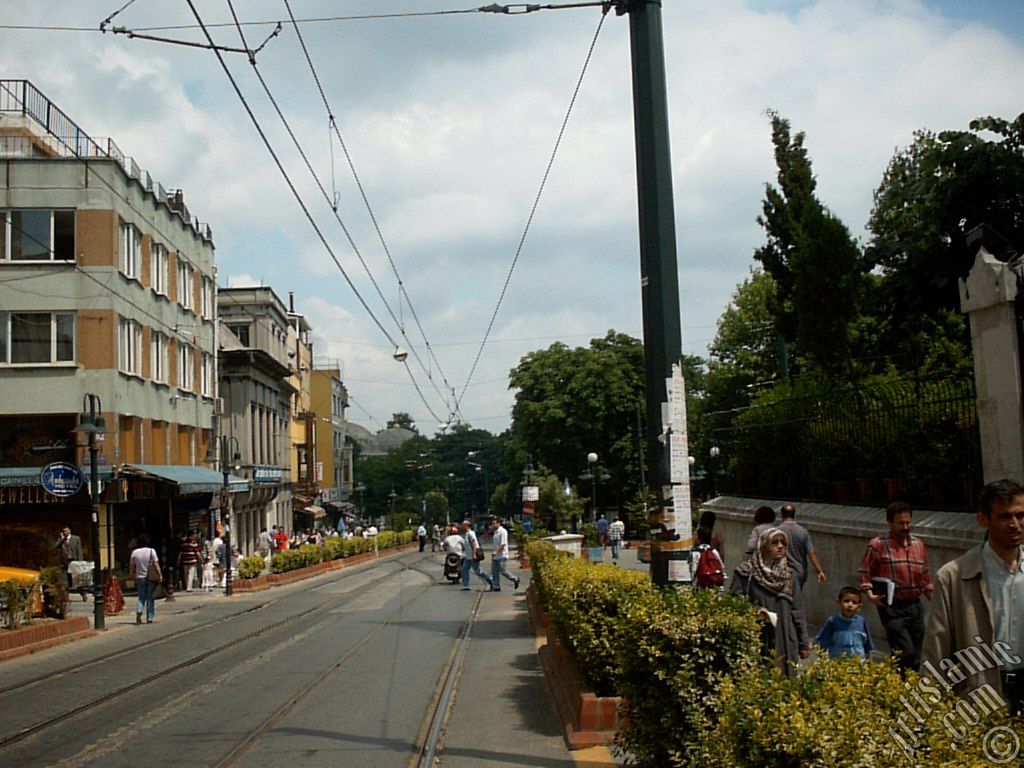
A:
40;462;85;498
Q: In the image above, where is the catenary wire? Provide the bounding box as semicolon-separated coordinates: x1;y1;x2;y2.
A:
281;0;464;423
454;5;608;413
183;1;448;427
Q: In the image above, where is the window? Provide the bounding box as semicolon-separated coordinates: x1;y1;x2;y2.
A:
201;352;214;397
151;331;168;383
177;259;194;310
151;242;168;296
118;317;142;374
2;210;75;261
227;323;250;347
176;343;195;391
120;221;141;279
0;312;75;364
200;276;214;320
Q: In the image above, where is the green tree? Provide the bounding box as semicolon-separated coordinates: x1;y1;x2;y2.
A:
867;113;1024;367
509;331;646;509
388;412;418;432
755;112;866;376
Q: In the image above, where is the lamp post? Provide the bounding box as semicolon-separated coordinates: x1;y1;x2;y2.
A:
579;452;609;524
73;394;107;631
388;487;397;531
354;482;366;524
709;446;720;498
205;436;241;596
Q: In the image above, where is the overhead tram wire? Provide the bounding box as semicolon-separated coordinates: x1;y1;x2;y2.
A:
184;0;449;426
220;1;453;424
281;0;464;424
454;5;609;414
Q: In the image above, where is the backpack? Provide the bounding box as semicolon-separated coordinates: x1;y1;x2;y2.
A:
694;545;724;588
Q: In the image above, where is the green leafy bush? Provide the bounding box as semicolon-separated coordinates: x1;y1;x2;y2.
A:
237;555;265;580
694;656;1013;768
524;540;568;606
0;578;36;629
39;566;68;619
322;538;345;561
580;523;601;548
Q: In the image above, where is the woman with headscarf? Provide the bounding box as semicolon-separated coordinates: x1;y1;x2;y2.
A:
730;527;808;676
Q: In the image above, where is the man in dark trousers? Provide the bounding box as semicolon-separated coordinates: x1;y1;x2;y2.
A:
858;502;934;672
55;525;88;601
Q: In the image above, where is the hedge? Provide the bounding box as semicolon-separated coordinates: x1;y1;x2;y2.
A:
267;530;415;575
528;549;1016;767
238;555;265;580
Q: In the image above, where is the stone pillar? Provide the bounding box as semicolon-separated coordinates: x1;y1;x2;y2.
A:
959;245;1024;483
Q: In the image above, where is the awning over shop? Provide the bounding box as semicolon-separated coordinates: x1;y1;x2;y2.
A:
125;465;249;495
303;505;327;519
0;466;114;488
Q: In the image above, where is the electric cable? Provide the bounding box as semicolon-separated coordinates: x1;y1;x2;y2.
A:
454;5;608;413
281;0;464;422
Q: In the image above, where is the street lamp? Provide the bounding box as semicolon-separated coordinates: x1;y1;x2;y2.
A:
579;452;609;524
709;446;721;498
205;435;241;595
73;394;107;631
388;487;397;531
354;482;366;523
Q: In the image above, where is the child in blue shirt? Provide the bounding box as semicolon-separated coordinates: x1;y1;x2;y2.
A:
814;586;873;659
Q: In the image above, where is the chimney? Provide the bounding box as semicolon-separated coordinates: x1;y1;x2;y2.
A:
289;291;295;313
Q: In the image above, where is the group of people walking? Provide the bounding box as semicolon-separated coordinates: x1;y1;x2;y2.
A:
715;479;1023;718
440;517;521;592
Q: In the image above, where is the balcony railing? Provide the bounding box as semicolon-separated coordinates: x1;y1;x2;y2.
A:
0;79;213;244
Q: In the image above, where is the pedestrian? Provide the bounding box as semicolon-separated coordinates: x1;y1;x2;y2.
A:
257;528;272;558
744;505;777;556
857;501;934;673
54;525;88;601
128;533;162;625
814;586;873;660
608;515;626;560
692;526;725;589
730;527;808;677
489;516;520;591
201;556;215;593
417;522;428;552
211;530;225;582
443;525;465;556
274;526;288;552
697;510;726;564
431;524;441;553
177;532;202;591
923;479;1024;716
596;513;609;548
777;504;826;644
460;520;494;592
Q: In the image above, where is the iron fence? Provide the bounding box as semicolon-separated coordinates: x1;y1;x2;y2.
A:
705;376;982;510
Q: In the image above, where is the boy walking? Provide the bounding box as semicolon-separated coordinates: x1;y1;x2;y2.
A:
814;586;873;659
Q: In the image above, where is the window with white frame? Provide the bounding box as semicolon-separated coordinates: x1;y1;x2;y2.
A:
201;352;213;397
118;316;142;374
2;210;75;261
200;276;214;320
176;342;195;391
0;312;75;364
151;242;168;296
119;221;141;279
176;258;194;310
151;331;168;383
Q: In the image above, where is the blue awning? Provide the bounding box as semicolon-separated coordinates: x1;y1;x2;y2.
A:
125;465;249;495
0;466;114;488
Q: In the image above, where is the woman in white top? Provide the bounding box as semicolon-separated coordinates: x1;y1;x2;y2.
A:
128;533;162;624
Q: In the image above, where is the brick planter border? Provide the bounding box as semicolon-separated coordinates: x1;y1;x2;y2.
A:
0;616;94;662
527;583;625;749
235;543;416;592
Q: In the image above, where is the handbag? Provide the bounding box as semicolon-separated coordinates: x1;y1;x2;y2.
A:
474;548;485;562
146;551;160;582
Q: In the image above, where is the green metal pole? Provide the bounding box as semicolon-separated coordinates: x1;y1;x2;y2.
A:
624;0;683;586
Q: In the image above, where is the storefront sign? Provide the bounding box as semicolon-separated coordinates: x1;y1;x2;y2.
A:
40;462;84;498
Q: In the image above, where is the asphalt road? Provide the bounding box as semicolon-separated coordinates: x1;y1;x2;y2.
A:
0;549;573;768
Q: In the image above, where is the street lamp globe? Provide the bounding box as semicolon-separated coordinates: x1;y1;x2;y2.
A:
587;452;598;465
709;446;720;459
688;455;695;466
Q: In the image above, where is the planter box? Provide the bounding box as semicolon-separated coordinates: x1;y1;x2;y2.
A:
538;624;624;749
233;574;270;593
525;582;550;637
0;616;94;662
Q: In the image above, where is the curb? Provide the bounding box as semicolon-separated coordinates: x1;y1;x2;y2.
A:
0;616;95;662
233;543;416;593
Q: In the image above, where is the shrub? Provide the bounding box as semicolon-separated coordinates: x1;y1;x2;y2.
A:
694;656;1013;768
524;540;568;606
0;578;36;629
580;522;601;548
237;556;265;580
322;538;345;561
614;587;762;767
543;558;653;696
269;545;322;573
39;566;69;619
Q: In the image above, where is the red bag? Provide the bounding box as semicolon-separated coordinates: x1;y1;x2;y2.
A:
694;545;724;588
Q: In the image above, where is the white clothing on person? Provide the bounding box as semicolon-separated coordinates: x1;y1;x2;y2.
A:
443;534;465;557
201;561;216;591
492;525;509;561
609;520;625;541
464;528;482;556
417;525;427;538
129;547;159;580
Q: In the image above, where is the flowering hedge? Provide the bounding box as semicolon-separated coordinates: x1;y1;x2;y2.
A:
267;530;415;575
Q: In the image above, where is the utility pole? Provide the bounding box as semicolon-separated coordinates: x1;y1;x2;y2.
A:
619;0;687;586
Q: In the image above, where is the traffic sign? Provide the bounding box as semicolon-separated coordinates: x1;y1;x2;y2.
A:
40;462;84;498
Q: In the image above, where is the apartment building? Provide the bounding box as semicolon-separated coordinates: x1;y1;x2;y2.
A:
285;299;319;531
0;79;227;570
217;286;293;547
311;364;354;528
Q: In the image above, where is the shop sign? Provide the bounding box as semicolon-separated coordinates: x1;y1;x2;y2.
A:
40;462;85;498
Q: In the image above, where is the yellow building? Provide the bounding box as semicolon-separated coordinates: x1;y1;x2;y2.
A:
311;365;354;527
285;298;317;530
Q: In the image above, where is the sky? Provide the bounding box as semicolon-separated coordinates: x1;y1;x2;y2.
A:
3;0;1022;437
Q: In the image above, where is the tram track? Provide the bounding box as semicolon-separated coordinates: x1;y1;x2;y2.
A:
0;553;430;751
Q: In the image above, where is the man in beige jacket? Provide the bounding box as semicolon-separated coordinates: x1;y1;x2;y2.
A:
922;479;1024;716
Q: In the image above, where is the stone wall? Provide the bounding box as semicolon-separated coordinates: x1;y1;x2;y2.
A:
703;496;984;647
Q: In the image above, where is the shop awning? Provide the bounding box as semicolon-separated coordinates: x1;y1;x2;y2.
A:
303;505;327;519
0;466;114;487
126;465;249;494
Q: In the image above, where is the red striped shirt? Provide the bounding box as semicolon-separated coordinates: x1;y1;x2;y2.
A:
857;532;934;601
